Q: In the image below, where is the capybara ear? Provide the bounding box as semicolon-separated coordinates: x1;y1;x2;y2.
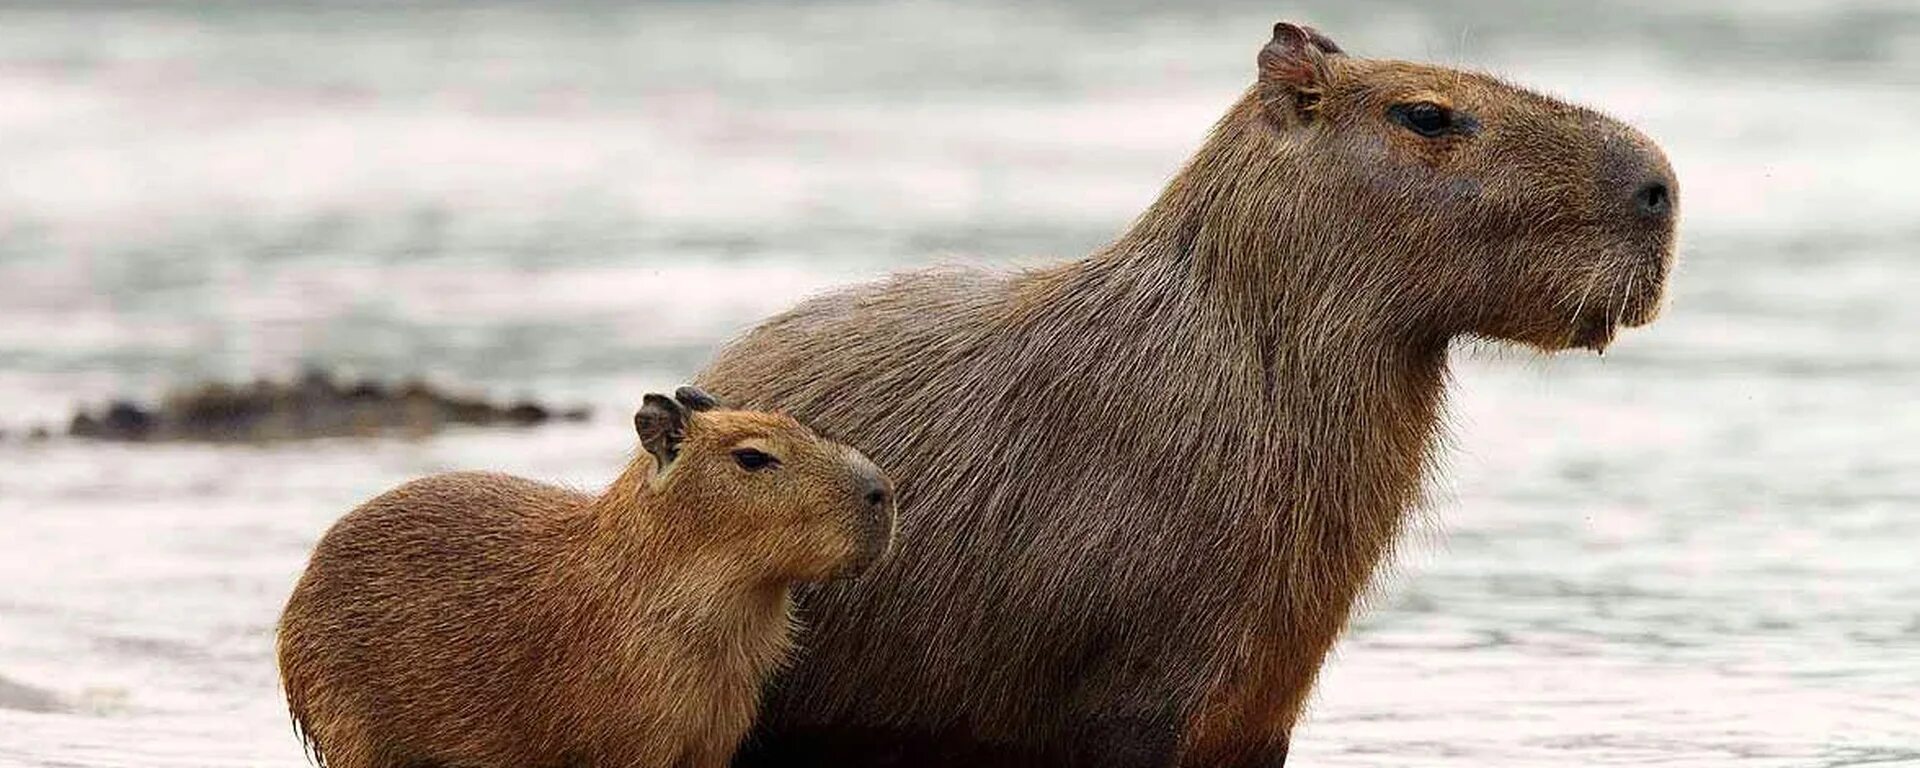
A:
673;386;722;412
1257;22;1341;126
635;393;690;473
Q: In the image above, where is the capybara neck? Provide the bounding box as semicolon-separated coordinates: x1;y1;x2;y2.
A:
578;457;794;612
1109;91;1448;357
1026;87;1451;610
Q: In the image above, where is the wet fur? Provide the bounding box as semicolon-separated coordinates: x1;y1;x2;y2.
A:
699;22;1677;768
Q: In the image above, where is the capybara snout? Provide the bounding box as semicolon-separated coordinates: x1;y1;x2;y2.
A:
276;385;895;768
837;446;898;578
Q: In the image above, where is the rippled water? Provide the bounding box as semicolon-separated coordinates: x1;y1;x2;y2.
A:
1;1;1916;765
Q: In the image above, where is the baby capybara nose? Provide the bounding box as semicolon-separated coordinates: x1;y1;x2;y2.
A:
845;450;893;515
840;466;897;577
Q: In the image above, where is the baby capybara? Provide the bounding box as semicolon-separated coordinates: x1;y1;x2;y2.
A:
276;386;895;768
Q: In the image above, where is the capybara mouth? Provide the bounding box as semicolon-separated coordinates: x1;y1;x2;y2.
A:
1568;250;1671;351
833;507;896;581
1611;267;1670;337
1620;278;1668;329
834;554;877;581
833;542;887;581
1569;311;1619;352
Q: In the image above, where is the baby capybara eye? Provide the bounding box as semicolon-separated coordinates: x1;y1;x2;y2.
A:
732;448;779;471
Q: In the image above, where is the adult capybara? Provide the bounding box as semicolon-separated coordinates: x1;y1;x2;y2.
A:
276;387;896;768
699;21;1678;768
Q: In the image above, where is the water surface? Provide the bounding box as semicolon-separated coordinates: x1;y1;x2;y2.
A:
1;2;1916;765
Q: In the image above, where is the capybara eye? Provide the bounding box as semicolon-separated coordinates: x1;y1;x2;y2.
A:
1389;102;1453;138
731;448;780;471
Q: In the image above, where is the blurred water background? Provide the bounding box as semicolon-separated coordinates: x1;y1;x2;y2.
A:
0;1;1916;765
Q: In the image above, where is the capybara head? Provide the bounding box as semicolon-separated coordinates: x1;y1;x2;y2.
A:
634;386;895;580
1243;22;1678;351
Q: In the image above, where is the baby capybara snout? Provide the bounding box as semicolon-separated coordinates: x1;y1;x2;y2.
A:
276;385;898;768
838;447;898;578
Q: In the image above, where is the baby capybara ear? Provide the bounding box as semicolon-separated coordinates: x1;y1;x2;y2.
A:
1257;21;1343;125
673;386;722;412
634;393;690;473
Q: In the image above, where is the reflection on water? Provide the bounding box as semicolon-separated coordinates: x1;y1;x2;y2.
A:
1;1;1916;766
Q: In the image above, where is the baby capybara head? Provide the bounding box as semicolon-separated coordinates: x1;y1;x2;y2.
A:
634;387;896;580
1245;23;1678;351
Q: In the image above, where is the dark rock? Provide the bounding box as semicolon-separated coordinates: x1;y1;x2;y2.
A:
60;371;592;444
344;381;388;401
504;402;550;425
101;401;158;440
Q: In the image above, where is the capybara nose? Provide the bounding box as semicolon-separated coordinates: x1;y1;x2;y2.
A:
843;464;897;577
1599;126;1676;231
1634;179;1672;219
844;448;893;513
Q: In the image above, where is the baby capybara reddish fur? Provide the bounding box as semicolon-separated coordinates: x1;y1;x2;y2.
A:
276;387;895;768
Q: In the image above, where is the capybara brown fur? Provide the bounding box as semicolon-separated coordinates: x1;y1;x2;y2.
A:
276;387;896;768
699;21;1679;768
